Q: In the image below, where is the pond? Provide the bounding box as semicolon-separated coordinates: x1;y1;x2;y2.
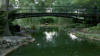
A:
7;27;100;56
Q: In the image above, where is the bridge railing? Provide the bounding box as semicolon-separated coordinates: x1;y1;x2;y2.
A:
10;6;100;15
13;6;73;13
10;6;83;13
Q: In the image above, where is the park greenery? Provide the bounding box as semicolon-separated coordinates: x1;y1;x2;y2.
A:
1;1;100;56
0;0;100;36
0;11;6;36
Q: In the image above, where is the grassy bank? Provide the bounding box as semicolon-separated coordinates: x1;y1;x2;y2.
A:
75;32;100;41
81;23;100;33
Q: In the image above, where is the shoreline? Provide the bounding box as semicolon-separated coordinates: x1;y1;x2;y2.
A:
67;28;100;41
0;42;29;56
0;36;35;56
74;31;100;41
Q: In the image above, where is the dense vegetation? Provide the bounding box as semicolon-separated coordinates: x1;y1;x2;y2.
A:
0;0;100;35
0;11;6;36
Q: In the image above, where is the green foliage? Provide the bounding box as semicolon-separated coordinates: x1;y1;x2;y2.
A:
8;0;100;8
12;17;40;28
12;16;58;28
9;0;100;13
85;23;100;33
0;11;6;36
40;16;58;24
9;0;100;31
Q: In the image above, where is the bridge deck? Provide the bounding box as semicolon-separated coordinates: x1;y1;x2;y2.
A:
9;13;99;19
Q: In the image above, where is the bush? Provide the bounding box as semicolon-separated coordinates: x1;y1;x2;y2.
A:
86;23;100;33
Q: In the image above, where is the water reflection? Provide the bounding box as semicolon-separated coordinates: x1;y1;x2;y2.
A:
44;31;57;42
68;33;82;41
33;27;59;48
69;33;78;40
7;27;100;56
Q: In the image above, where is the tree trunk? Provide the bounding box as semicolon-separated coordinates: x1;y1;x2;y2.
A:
3;0;12;36
4;20;12;36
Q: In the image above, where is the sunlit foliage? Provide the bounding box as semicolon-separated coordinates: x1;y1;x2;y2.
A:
8;0;100;28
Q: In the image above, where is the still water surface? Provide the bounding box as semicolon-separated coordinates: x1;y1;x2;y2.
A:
7;27;100;56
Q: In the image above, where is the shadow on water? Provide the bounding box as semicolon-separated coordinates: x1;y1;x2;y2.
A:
7;27;100;56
